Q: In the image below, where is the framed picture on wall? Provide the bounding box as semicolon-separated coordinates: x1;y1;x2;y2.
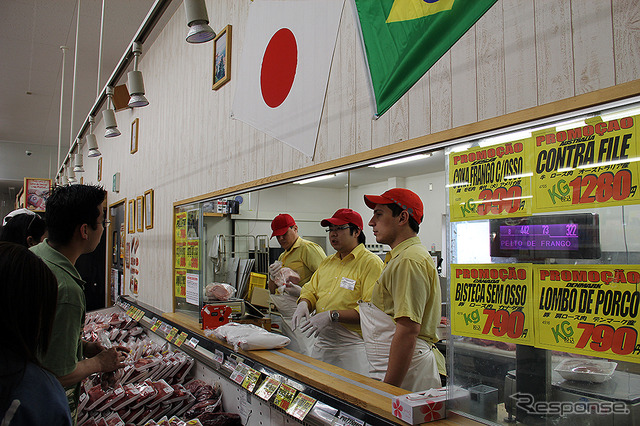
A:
212;25;232;90
131;118;139;154
136;196;144;232
128;199;135;233
144;189;154;230
97;157;102;182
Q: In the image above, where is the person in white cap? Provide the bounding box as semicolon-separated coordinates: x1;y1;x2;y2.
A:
0;208;46;247
362;188;445;391
292;209;383;374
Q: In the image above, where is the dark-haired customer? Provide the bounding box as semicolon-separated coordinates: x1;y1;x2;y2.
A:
0;242;71;425
31;184;127;423
0;208;46;247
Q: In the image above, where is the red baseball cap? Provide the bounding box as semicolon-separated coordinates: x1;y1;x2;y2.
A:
271;214;296;238
320;208;363;230
364;188;424;224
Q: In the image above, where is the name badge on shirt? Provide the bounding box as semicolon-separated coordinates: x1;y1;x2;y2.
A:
340;277;356;291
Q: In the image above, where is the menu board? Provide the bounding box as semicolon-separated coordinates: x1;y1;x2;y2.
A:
449;140;532;221
533;264;640;363
451;264;534;346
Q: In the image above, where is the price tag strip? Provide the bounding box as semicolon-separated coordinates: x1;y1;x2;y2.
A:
186;337;199;349
451;264;534;346
286;393;317;421
213;349;224;365
150;320;162;332
273;384;297;411
174;332;188;347
241;368;261;392
230;363;249;385
533;264;640;363
166;327;179;342
255;376;280;401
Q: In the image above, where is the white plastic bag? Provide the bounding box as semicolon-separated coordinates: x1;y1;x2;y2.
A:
207;322;290;351
204;282;236;301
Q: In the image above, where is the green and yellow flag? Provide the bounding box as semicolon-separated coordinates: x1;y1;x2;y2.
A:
355;0;498;117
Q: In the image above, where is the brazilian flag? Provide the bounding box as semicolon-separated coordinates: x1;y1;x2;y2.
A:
355;0;498;117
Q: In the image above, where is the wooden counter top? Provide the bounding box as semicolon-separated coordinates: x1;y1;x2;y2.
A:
162;311;480;426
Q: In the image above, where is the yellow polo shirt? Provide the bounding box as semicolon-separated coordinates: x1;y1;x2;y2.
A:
300;243;384;332
372;237;441;344
278;237;326;286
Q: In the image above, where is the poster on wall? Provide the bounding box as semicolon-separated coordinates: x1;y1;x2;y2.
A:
450;264;534;346
175;242;187;269
186;272;199;306
186;210;199;239
186;240;200;270
533;264;640;364
449;140;532;222
532;114;640;212
24;178;51;212
175;270;187;298
175;212;187;242
130;236;140;296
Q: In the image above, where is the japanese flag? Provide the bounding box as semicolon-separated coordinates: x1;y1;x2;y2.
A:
231;0;344;158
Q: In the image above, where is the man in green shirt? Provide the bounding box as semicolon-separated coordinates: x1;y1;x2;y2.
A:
362;188;445;391
31;184;127;422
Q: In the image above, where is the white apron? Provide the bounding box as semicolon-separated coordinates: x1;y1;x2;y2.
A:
270;293;316;356
359;301;441;392
311;321;369;376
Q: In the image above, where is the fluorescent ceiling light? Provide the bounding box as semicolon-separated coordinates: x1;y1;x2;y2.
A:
446;143;472;155
479;130;532;147
555;120;586;132
369;153;432;168
293;174;336;185
601;106;640;122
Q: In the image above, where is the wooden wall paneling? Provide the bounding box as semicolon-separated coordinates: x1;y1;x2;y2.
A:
571;0;615;95
352;0;374;154
450;28;478;128
476;4;506;121
429;51;452;133
281;142;294;176
613;0;640;84
534;0;574;105
340;0;357;158
389;95;409;145
371;104;391;149
408;72;431;140
503;0;538;113
326;26;343;162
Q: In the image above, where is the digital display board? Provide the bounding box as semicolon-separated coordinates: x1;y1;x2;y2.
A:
490;213;600;259
498;223;579;251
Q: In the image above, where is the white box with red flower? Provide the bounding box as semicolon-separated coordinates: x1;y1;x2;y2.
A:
391;386;469;425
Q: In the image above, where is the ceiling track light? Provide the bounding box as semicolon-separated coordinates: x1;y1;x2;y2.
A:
67;166;77;184
184;0;216;43
73;153;84;173
86;115;101;157
103;86;121;137
127;42;149;107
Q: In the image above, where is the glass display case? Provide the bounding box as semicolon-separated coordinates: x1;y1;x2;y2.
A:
172;97;640;424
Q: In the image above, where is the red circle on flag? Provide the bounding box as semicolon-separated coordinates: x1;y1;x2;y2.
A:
260;28;298;108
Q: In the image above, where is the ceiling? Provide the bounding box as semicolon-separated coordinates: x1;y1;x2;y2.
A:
0;0;446;203
0;0;175;200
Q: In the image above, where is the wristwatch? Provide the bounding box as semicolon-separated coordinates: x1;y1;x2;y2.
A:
330;310;339;322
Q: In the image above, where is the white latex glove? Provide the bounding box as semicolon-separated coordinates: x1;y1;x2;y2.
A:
300;311;332;338
268;261;283;280
291;302;310;331
283;282;302;298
